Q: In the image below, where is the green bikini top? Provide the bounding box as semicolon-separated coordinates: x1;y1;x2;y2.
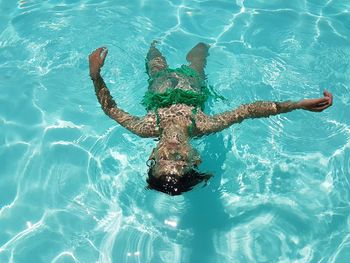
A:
141;65;211;111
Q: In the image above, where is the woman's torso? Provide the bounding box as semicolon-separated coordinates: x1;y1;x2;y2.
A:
147;68;206;137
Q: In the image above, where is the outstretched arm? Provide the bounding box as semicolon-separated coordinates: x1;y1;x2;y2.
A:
89;47;159;138
194;91;333;136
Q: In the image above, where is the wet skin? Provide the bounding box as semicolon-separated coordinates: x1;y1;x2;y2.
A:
89;44;333;180
149;104;202;178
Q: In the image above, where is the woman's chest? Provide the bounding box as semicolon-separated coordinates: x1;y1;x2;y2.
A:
157;104;194;129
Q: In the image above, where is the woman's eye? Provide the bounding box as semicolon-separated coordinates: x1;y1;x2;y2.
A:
174;153;185;161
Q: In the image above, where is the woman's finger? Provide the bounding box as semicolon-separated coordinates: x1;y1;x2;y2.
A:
311;103;331;112
328;92;333;106
323;90;333;106
315;101;329;107
96;47;104;54
323;90;331;97
306;97;328;105
101;48;108;61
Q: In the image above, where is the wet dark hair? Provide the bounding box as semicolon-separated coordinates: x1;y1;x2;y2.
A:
146;166;212;196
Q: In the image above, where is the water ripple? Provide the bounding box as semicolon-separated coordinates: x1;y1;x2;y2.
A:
1;0;350;262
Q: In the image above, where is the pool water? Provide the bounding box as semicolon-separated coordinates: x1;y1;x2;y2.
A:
0;0;349;262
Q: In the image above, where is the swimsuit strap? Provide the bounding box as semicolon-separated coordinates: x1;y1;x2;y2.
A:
188;107;198;136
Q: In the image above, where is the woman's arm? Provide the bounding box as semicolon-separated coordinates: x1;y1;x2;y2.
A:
194;91;333;136
89;47;159;138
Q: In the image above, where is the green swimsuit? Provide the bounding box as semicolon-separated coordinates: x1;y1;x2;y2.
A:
141;65;211;111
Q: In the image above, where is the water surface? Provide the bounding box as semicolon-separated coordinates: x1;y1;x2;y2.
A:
0;0;349;262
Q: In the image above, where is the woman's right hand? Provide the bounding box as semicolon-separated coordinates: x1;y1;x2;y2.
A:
297;90;333;112
89;47;108;80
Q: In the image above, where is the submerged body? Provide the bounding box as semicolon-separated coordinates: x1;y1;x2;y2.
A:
89;42;333;195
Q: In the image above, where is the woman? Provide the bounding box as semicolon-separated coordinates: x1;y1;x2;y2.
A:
89;42;333;196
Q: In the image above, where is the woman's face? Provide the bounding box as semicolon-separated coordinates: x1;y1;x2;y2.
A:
152;144;191;178
148;132;202;178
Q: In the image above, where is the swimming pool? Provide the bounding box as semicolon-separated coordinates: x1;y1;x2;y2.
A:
0;0;349;262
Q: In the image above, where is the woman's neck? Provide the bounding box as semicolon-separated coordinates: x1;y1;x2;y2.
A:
153;123;191;161
160;122;189;145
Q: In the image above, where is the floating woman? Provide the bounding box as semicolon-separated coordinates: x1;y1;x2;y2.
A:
89;42;333;196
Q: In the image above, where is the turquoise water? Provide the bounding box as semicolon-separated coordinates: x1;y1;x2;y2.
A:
0;0;349;262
